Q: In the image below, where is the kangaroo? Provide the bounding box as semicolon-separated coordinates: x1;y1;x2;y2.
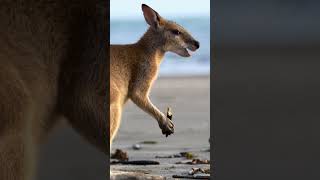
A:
0;1;107;180
110;4;200;148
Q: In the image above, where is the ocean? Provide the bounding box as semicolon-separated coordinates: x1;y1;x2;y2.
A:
110;17;210;77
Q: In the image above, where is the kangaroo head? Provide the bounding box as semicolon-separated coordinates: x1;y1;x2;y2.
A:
141;4;200;57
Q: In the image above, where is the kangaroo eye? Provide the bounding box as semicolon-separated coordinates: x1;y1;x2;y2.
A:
171;29;181;35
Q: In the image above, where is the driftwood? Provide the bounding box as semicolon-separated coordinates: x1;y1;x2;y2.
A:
111;149;129;161
172;174;210;179
155;154;181;158
111;160;160;165
188;168;210;175
111;171;165;180
166;107;173;120
176;159;210;165
140;141;158;144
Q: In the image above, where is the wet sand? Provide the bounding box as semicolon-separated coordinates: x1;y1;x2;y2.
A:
111;76;210;179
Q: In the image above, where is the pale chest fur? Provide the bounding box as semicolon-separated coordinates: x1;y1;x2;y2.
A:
131;50;164;92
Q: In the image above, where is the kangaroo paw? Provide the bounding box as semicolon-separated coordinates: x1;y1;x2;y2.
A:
159;107;174;137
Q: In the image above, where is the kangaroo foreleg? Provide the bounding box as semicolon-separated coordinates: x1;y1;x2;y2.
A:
130;91;174;136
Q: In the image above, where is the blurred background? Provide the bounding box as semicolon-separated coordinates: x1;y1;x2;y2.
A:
214;0;320;179
214;0;320;48
111;0;210;178
37;120;107;180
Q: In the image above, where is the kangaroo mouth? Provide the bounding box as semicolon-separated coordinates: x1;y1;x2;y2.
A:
174;47;196;57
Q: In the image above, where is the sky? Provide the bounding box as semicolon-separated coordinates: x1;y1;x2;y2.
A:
110;0;210;20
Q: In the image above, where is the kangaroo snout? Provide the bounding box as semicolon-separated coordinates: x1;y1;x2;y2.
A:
194;40;200;49
188;40;200;52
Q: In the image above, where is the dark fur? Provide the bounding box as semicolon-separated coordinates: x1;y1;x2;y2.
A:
0;1;107;179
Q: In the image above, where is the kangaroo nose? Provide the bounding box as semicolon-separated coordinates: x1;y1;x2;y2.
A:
194;41;200;49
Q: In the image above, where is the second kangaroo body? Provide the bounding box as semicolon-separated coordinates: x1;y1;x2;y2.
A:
110;4;200;147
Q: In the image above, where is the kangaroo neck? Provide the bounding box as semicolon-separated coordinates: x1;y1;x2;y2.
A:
136;27;166;65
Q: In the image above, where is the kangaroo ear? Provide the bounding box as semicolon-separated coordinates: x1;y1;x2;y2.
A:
142;4;163;29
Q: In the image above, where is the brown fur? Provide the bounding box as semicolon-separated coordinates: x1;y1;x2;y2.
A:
110;4;199;149
0;1;107;179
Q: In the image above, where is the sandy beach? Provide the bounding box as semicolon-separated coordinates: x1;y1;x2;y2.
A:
111;76;210;179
